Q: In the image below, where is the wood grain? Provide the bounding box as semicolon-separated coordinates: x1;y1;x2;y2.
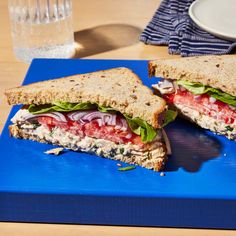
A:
0;0;231;235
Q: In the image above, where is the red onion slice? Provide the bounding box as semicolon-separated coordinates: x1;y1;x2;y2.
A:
96;119;103;127
110;115;117;126
125;133;132;139
115;124;122;130
194;95;201;100
67;111;94;121
209;97;217;103
120;118;128;131
82;111;107;122
81;111;129;131
81;112;118;126
51;112;67;122
68;110;123;128
104;115;110;125
115;118;123;130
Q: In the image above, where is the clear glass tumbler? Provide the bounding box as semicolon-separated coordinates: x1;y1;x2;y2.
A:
8;0;75;63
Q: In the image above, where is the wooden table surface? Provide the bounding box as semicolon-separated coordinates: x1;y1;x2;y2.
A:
0;0;235;235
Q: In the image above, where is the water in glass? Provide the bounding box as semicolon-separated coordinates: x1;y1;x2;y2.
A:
8;0;75;63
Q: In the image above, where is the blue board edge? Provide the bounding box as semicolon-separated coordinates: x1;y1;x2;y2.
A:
1;58;236;229
1;192;236;229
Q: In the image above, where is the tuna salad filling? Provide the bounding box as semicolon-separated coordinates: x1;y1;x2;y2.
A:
153;79;236;139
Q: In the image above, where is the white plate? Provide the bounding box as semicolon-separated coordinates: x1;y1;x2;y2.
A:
189;0;236;41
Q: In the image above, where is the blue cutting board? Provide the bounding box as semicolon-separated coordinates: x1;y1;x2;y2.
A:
0;59;236;229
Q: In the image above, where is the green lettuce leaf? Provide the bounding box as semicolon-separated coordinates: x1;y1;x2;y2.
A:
124;116;157;142
28;101;176;143
177;80;236;107
28;102;97;114
162;109;178;127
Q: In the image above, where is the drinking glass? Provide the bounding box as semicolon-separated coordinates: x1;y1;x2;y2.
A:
8;0;75;63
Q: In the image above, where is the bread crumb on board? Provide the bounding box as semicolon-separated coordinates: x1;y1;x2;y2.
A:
160;172;165;177
44;147;64;155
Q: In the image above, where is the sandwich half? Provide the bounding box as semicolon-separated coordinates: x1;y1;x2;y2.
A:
150;55;236;140
5;67;176;171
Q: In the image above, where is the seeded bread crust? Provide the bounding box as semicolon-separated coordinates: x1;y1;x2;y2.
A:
9;124;167;171
5;67;166;128
149;55;236;96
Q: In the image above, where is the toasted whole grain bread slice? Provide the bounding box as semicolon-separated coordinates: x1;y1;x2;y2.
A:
5;67;166;128
149;55;236;96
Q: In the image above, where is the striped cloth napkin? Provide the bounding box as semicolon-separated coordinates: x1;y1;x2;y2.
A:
140;0;236;57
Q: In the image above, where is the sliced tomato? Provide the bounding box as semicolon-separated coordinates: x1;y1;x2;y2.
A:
38;117;69;130
67;121;85;136
165;90;236;125
37;114;144;146
84;121;143;145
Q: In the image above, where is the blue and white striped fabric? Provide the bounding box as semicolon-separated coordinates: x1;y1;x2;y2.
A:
140;0;236;57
